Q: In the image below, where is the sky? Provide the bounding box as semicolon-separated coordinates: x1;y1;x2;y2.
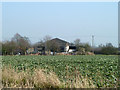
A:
2;2;118;47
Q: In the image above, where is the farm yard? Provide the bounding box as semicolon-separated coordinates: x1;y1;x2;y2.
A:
1;55;118;88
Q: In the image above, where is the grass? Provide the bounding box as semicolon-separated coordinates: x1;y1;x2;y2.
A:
2;66;95;88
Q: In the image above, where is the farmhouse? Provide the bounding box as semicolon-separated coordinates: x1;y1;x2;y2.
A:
27;38;76;55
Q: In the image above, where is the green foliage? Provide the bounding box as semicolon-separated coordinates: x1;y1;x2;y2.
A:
2;55;118;88
101;43;118;55
75;43;91;54
2;41;16;55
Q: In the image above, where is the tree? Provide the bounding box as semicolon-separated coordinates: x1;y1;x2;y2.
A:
43;35;52;42
12;33;30;47
33;39;44;48
84;43;91;52
73;38;81;51
49;41;60;55
12;33;22;43
74;38;80;46
43;35;52;53
43;35;62;55
38;39;45;46
106;43;113;47
5;33;31;55
2;41;17;55
101;43;118;55
76;47;85;55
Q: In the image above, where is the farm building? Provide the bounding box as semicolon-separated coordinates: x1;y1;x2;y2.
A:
47;38;77;54
49;38;69;52
35;46;45;55
26;48;34;54
65;44;76;53
27;46;45;55
27;38;76;55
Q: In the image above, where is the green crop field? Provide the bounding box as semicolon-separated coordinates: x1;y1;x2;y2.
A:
1;55;118;88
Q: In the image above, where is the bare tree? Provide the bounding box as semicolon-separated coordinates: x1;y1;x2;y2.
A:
74;38;80;46
43;35;52;42
11;33;31;55
73;38;81;51
33;39;44;48
43;35;52;53
49;41;60;55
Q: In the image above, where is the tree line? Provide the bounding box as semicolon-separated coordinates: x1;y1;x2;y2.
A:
0;33;118;55
71;38;118;55
1;33;31;55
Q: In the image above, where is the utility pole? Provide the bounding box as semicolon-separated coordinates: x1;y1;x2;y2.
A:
92;35;94;53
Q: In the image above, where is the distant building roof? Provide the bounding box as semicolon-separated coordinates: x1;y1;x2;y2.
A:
50;38;69;47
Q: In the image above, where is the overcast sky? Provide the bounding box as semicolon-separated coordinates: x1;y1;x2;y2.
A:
2;2;118;47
